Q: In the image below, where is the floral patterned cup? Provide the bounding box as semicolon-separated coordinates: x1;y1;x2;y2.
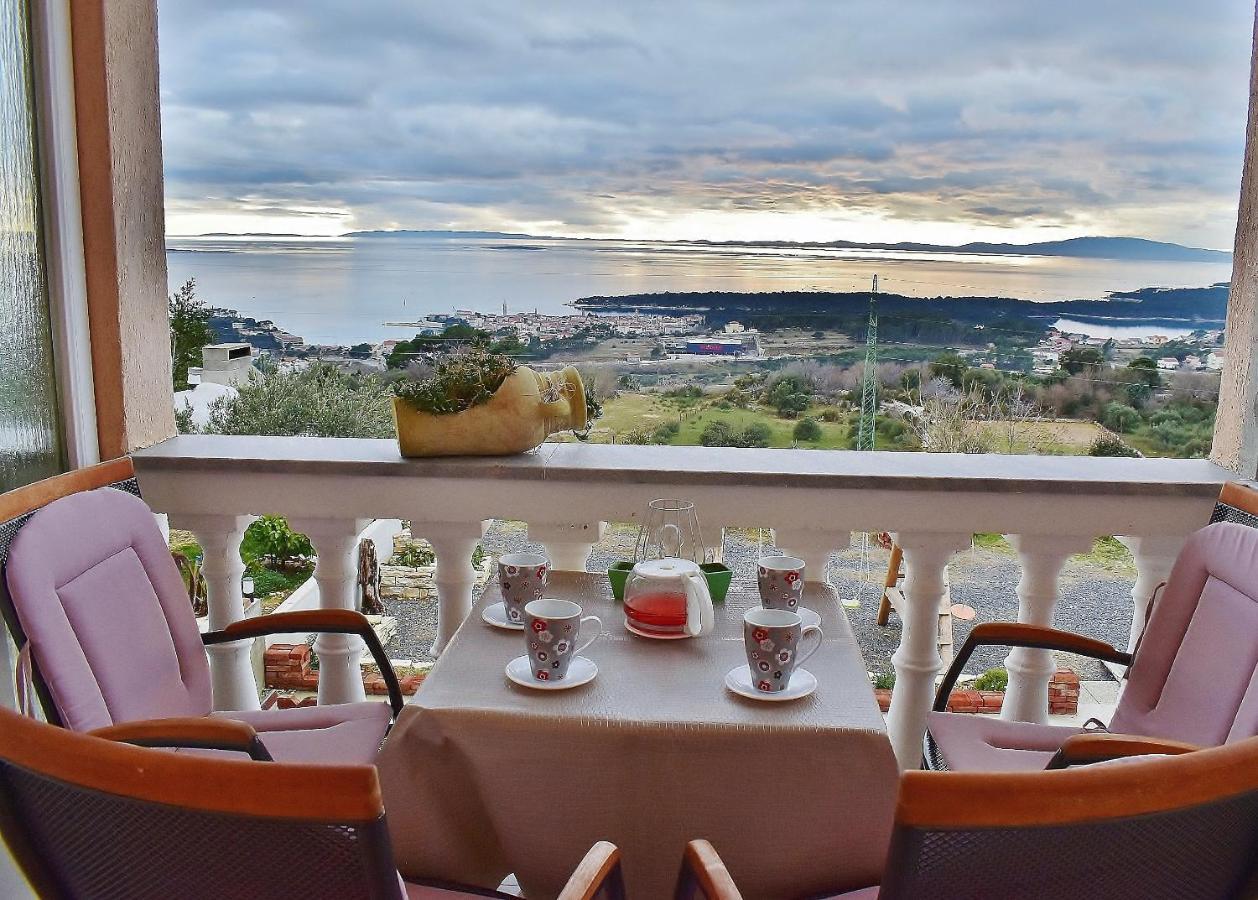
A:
523;598;602;682
757;555;805;611
743;607;823;693
498;552;550;624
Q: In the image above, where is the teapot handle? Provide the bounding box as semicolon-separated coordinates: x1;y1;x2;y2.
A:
683;570;715;637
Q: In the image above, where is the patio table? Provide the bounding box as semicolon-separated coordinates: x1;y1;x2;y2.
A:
377;571;899;900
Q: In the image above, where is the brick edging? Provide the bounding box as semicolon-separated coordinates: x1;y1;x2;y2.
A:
874;668;1080;716
264;642;425;695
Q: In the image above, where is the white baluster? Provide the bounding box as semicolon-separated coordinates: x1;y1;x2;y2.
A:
421;522;485;655
886;531;971;769
290;517;371;705
1115;534;1187;653
1001;534;1094;723
183;514;259;712
529;521;606;571
771;528;851;582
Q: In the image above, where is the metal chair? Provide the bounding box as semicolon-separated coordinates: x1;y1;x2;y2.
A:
0;458;401;765
924;481;1258;772
0;705;623;899
677;736;1258;899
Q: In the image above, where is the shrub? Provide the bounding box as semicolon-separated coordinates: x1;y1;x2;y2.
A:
871;671;896;690
793;417;822;442
240;515;313;569
700;419;771;448
392;540;435;567
246;565;312;597
205;363;394;438
973;668;1009;692
1089;433;1141;457
739;422;772;448
1101;402;1141;433
700;420;736;447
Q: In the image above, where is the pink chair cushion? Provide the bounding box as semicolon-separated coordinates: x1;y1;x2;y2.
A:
817;887;879;899
1110;522;1258;745
214;701;391;765
4;488;211;730
926;712;1083;772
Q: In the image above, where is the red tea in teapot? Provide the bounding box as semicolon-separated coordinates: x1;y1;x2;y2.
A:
621;557;714;639
623;590;689;636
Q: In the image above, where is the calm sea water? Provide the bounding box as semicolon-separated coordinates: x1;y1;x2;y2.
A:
165;235;1233;345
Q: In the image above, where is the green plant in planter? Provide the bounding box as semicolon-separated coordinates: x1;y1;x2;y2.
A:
171;550;208;617
973;667;1009;692
871;671;896;691
391;347;519;416
389;346;597;456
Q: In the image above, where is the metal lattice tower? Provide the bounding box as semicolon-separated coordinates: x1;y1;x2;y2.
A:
855;274;879;451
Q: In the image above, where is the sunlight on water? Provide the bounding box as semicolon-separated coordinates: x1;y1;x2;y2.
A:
166;235;1233;345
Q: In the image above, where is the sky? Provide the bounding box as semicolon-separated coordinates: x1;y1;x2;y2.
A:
158;1;1254;248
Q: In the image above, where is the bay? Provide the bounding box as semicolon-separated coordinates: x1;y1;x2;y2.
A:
165;235;1233;345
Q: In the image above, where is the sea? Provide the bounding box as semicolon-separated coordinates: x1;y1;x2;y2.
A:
164;235;1234;346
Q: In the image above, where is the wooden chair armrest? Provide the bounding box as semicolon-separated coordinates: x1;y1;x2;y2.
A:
1220;482;1258;517
90;717;273;761
557;841;624;900
203;609;404;717
676;840;743;900
1046;733;1201;769
934;622;1131;712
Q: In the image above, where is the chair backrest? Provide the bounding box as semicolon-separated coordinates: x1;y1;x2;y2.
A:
0;705;403;900
1211;482;1258;527
0;458;211;729
1108;519;1258;745
880;737;1258;900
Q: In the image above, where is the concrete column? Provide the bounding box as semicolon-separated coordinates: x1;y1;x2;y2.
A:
290;518;371;705
1001;534;1094;723
70;0;174;456
182;514;258;712
421;522;484;654
529;521;605;571
1213;5;1258;478
1116;535;1188;653
886;531;971;769
772;529;851;582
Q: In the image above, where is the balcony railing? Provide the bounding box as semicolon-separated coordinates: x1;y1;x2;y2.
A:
132;435;1230;768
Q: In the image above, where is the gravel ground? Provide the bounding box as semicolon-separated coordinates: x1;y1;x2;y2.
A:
384;522;1136;683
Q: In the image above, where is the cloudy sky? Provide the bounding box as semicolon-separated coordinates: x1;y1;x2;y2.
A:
158;1;1253;247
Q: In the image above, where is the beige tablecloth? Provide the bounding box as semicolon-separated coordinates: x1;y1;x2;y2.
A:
377;572;898;900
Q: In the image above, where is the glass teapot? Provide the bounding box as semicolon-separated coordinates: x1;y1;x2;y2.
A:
623;558;715;639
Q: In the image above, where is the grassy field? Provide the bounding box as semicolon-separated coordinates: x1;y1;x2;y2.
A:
595;392;852;448
594;392;1104;455
973;418;1104;454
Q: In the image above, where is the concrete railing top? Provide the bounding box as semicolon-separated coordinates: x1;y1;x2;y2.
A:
133;435;1233;498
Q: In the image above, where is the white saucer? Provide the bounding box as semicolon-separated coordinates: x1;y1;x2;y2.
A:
624;618;692;640
481;601;525;630
506;655;598;690
724;665;817;702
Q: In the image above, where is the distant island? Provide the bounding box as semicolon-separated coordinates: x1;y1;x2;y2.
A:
177;229;1231;264
572;284;1228;347
339;231;1230;263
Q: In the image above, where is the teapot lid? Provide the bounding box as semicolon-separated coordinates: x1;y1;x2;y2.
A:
633;557;702;578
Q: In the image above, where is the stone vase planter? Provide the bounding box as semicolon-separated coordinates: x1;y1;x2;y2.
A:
392;365;588;457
